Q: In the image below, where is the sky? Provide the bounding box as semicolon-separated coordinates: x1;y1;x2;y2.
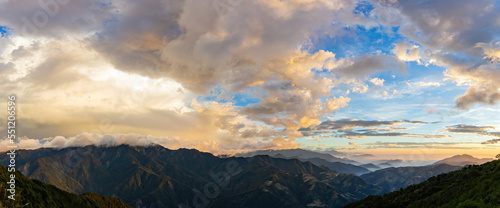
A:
0;0;499;161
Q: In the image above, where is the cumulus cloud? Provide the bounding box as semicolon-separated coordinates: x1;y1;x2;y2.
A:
0;0;381;152
476;42;500;62
455;86;500;109
1;0;496;154
372;0;500;109
392;41;421;63
369;78;385;86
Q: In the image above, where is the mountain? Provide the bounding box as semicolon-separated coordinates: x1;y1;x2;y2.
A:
318;149;347;157
254;152;370;175
235;149;357;164
294;157;371;176
360;164;461;193
0;165;130;208
360;163;381;171
433;154;493;166
375;159;404;168
1;145;384;208
344;159;500;208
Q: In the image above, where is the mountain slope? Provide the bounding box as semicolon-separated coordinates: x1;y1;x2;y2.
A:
236;149;369;175
433;154;493;166
1;145;384;208
360;164;461;192
235;149;356;164
301;157;371;176
344;159;500;208
0;165;130;208
270;155;370;175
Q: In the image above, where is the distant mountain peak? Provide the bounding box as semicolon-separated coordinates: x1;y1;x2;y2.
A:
433;154;493;166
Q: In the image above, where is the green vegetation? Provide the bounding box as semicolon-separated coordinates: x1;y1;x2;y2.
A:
0;165;130;208
1;145;384;208
344;159;500;208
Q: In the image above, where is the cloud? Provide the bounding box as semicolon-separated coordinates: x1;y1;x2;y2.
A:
392;41;421;63
299;118;447;139
407;81;441;87
0;132;300;155
369;78;385;86
338;129;450;139
1;0;496;154
0;0;385;147
476;41;500;63
333;54;405;78
481;138;500;144
454;85;500;109
443;125;500;145
0;0;114;37
372;0;500;109
479;132;500;145
85;0;357;93
300;119;424;131
443;124;496;133
0;0;383;152
365;141;481;150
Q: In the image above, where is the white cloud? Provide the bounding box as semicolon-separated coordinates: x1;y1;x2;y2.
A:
370;78;385;86
0;133;302;155
392;42;421;63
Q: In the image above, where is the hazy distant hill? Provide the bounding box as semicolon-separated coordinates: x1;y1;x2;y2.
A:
433;154;493;166
360;164;461;192
1;145;384;208
360;163;380;171
345;159;500;208
288;157;370;176
0;165;130;208
235;149;356;164
235;149;371;175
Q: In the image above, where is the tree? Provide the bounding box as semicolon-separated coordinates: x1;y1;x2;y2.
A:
496;154;500;160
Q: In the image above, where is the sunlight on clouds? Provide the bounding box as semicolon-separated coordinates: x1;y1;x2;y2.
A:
0;0;498;156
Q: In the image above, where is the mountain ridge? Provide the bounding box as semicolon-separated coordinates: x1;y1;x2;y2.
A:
344;159;500;208
0;165;130;208
0;145;384;208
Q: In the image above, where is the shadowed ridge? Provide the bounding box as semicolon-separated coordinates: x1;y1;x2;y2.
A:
0;165;130;208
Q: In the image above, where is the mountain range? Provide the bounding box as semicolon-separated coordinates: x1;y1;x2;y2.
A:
433;154;493;166
235;149;356;164
360;164;461;193
1;145;496;207
0;145;384;208
345;158;500;207
235;149;375;175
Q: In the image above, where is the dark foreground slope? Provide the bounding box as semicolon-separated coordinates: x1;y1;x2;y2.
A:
0;165;130;208
1;145;383;208
345;159;500;208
